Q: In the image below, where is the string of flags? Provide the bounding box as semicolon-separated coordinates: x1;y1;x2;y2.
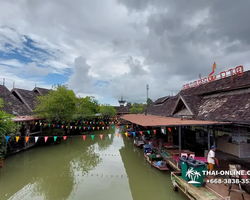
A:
5;134;120;143
31;122;129;130
4;126;178;143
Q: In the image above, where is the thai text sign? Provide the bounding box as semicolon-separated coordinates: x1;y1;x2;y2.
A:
182;65;244;90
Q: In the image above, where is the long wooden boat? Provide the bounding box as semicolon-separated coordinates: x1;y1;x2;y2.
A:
143;144;169;171
144;153;169;170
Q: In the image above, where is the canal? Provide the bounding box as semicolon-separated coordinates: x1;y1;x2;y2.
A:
0;127;188;200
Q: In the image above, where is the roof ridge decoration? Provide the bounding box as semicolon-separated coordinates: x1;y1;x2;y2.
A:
171;94;194;116
182;64;244;90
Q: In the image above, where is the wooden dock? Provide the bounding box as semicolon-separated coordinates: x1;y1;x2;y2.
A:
171;172;230;200
160;152;180;171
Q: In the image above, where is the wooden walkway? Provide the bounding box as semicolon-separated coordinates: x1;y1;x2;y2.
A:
160;152;180;171
171;172;230;200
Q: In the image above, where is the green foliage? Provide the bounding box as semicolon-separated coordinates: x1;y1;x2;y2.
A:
99;104;116;117
147;98;153;105
33;85;77;122
126;102;132;107
77;96;99;119
0;98;19;158
129;103;146;114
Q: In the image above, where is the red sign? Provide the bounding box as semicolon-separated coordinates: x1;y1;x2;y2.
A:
182;64;244;90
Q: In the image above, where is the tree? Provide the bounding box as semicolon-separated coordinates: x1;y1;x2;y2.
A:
147;98;153;105
129;103;146;114
99;104;116;117
77;96;100;118
126;102;132;107
33;85;77;122
0;98;19;159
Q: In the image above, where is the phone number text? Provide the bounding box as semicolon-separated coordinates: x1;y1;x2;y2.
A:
207;179;250;184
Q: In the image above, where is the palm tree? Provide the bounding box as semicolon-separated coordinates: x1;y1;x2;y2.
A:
186;168;195;180
193;171;201;182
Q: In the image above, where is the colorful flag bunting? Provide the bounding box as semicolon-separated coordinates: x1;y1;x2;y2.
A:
100;134;103;140
6;136;10;142
63;136;67;140
44;137;48;143
91;135;94;140
161;128;164;133
117;133;119;138
153;130;156;134
125;132;128;137
35;136;39;143
108;134;111;139
83;135;86;141
168;128;171;132
140;131;143;136
16;136;19;142
147;131;150;134
26;136;29;143
54;136;57;142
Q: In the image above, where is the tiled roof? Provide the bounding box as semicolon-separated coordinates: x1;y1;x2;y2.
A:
146;96;178;116
0;85;30;116
180;70;250;96
122;114;230;127
33;87;51;95
197;89;250;124
114;106;130;113
147;69;250;125
11;88;39;111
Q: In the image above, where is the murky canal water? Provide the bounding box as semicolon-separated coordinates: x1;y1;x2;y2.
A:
0;128;187;200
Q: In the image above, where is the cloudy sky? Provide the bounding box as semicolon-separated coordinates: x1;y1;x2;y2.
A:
0;0;249;105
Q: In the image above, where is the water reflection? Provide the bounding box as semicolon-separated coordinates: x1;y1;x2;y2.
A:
0;130;114;200
119;128;188;200
0;128;187;200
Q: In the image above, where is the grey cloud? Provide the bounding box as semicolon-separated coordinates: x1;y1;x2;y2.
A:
1;0;250;104
67;56;94;94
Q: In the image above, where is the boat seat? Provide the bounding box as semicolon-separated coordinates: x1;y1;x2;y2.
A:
189;154;195;159
181;153;188;157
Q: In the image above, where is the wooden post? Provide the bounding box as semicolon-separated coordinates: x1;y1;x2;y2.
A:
207;126;210;150
212;125;216;146
159;139;162;153
179;126;182;156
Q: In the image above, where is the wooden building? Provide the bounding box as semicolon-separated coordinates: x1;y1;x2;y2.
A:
114;95;130;116
142;69;250;158
0;84;50;155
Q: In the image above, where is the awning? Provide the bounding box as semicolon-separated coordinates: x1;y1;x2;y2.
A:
121;114;231;127
13;116;45;122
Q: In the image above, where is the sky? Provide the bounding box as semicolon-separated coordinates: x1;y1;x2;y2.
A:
0;0;250;106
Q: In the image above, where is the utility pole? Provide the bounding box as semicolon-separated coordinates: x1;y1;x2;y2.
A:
145;84;149;115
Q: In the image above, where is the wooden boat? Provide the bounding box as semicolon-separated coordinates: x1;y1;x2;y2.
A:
143;145;169;171
134;138;145;148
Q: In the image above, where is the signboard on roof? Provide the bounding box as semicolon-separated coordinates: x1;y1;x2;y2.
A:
182;63;244;90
